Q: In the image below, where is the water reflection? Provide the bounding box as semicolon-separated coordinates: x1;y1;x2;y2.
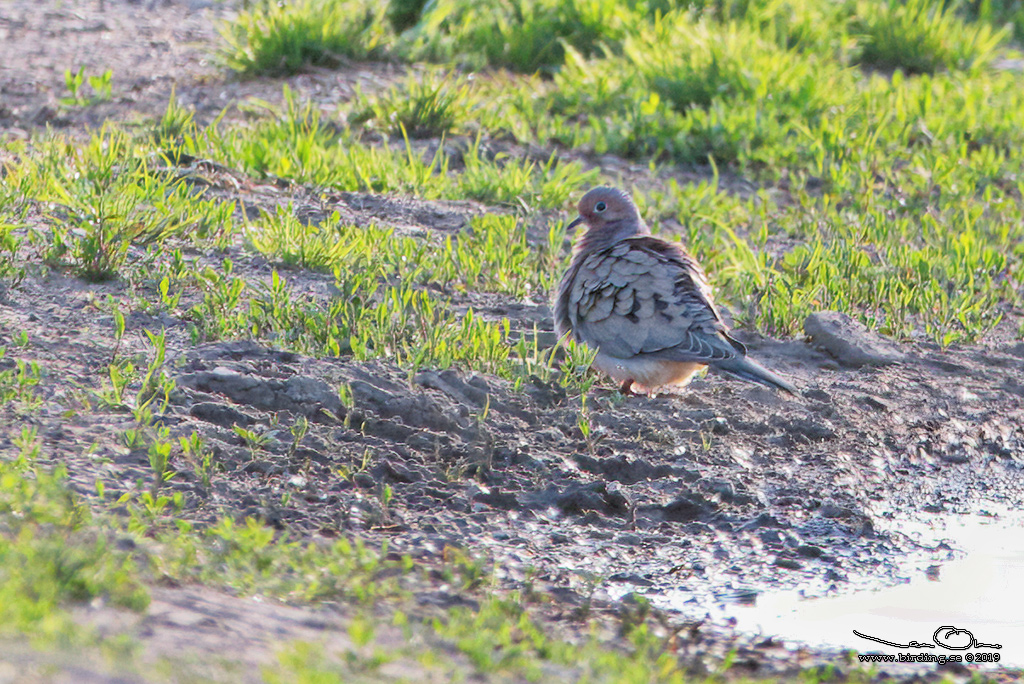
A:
724;515;1024;667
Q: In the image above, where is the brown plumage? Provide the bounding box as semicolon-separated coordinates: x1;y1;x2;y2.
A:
554;186;796;395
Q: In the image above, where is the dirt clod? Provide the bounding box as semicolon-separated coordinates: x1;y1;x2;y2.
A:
805;310;907;367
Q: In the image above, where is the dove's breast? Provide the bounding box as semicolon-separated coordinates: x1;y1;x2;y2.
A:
592;352;702;392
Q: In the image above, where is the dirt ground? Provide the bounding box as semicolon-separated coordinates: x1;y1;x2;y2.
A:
2;0;1024;681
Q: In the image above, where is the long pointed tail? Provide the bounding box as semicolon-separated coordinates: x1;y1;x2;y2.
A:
712;356;797;395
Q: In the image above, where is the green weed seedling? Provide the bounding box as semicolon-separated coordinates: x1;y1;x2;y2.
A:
558;338;599;395
179;431;214;490
110;299;127;361
124;488;184;532
61;67;113;107
152;517;405;605
98;358;136;411
135;329;172;414
441;546;491;591
337;447;375;483
156;275;183;313
0;347;42;409
153;88;198;165
233;425;271;456
30;127;193;281
337;382;355;410
147;426;174;494
578;394;598;457
0;221;25;288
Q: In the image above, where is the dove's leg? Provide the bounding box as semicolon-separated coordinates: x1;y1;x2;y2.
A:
619;379;635;395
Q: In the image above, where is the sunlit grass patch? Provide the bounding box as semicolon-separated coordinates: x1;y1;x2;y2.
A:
246;201;569;298
352;68;471;139
18;129;230;281
219;0;392;76
538;13;854;165
198;88;596;208
245;207;417;274
0;347;42;409
153;516;408;602
853;0;1008;74
151;89;199;165
444;213;568;297
455;138;600;207
264;590;753;683
872;69;1024;156
0;221;25;288
186;264;560;383
705;174;1023;345
965;0;1024;42
402;0;637;74
2;127;235;282
685;0;854;54
206;207;579;382
626;15;843;113
201;90;451;195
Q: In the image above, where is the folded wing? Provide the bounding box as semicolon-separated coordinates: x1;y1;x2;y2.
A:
568;237;745;364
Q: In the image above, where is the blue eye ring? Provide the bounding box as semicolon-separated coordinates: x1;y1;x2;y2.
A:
595;201;607;212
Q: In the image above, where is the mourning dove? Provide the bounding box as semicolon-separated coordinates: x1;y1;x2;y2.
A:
553;186;797;395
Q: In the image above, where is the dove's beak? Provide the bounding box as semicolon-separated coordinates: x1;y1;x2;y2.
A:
566;215;584;231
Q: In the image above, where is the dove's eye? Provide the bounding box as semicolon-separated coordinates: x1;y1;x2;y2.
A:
595;201;607;212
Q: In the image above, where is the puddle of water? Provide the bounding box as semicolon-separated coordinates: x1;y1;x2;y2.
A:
726;515;1024;667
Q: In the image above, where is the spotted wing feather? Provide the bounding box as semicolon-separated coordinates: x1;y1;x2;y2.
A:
558;237;743;364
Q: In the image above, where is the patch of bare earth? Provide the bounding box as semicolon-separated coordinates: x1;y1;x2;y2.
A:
0;0;404;135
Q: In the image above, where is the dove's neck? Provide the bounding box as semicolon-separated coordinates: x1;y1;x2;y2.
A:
578;219;650;253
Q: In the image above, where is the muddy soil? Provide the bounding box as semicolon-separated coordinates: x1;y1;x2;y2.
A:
2;1;1024;681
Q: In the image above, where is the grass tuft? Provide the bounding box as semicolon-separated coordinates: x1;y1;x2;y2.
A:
853;0;1008;74
401;0;636;74
219;0;392;76
353;68;470;139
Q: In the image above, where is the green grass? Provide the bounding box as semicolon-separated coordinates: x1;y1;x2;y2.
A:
219;0;1018;78
399;0;638;74
206;0;1024;349
966;0;1024;42
854;0;1008;73
0;412;833;682
677;0;855;53
0;347;42;409
246;205;564;298
4;60;1023;351
194;89;598;208
352;68;469;139
0;428;148;643
0;418;948;681
188;264;521;377
0;220;24;288
219;0;392;76
9;126;234;281
5;2;1024;677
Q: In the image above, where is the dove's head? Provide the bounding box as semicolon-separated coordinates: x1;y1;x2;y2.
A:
568;186;649;248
